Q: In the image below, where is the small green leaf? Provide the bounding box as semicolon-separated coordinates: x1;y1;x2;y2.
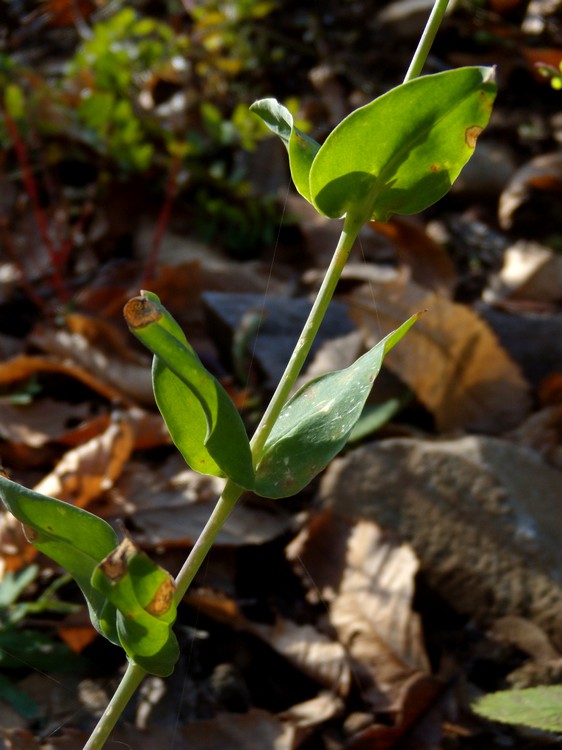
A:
91;538;179;677
250;98;320;202
310;66;496;222
124;291;255;489
0;474;120;644
473;686;562;733
254;314;420;498
5;83;25;120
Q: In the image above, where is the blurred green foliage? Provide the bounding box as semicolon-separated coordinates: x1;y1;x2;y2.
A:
0;565;87;717
0;0;291;257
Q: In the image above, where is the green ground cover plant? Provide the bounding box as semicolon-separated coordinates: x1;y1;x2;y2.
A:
0;1;503;746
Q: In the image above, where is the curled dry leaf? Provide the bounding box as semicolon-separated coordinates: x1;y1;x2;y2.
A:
498;151;562;234
0;355;128;404
348;276;531;433
33;415;135;508
287;512;432;713
187;587;351;697
0;399;95;448
30;316;154;406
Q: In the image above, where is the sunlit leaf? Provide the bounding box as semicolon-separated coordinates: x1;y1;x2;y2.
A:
473;686;562;733
254;314;419;498
0;474;119;644
91;538;179;676
249;98;320;202
310;66;496;221
124;291;255;489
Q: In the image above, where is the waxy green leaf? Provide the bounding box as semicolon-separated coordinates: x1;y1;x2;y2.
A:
249;98;320;202
124;292;255;489
473;686;562;733
91;538;179;676
254;314;420;498
0;474;119;644
311;66;496;221
252;67;496;223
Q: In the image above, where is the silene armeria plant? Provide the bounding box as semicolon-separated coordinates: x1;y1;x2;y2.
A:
0;2;496;747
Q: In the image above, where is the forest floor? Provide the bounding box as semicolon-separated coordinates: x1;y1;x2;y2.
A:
1;1;562;748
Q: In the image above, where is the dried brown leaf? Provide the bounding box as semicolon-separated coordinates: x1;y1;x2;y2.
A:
109;455;293;548
287;512;430;712
0;355;127;404
29;321;153;406
348;276;531;432
187;587;351;696
0;399;94;448
33;415;135;507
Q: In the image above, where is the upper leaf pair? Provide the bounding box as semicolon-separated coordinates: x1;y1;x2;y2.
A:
250;66;496;224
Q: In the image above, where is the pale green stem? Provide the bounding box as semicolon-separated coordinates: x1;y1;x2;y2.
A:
84;662;145;750
403;0;450;83
173;479;242;602
250;210;364;462
86;5;454;740
85;481;243;749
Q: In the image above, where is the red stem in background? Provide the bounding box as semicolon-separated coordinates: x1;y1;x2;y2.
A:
1;101;69;300
141;153;182;285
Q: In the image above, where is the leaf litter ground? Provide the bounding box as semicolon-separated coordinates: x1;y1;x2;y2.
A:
1;1;562;748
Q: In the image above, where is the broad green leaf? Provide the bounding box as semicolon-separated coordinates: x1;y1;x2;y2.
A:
91;538;179;677
473;686;562;733
124;292;255;490
310;66;496;222
249;98;320;202
0;474;119;644
254;314;420;499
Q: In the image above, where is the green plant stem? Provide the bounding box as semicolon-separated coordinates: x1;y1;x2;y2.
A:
403;0;450;83
173;479;243;602
249;210;364;462
84;662;145;750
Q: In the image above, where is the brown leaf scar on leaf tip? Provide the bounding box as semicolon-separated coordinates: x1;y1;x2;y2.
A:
465;126;483;149
123;297;162;329
100;538;135;581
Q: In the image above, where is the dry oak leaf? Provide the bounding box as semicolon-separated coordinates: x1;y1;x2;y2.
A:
187;587;351;697
33;415;135;508
287;512;432;713
348;276;531;433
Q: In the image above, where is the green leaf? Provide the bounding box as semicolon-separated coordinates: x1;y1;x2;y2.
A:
91;538;179;677
347;393;411;444
0;474;119;644
254;314;420;499
124;291;255;489
310;66;496;222
473;686;562;733
0;564;39;608
250;98;320;202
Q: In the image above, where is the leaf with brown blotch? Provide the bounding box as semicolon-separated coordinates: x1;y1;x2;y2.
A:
33;415;135;508
348;277;531;433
